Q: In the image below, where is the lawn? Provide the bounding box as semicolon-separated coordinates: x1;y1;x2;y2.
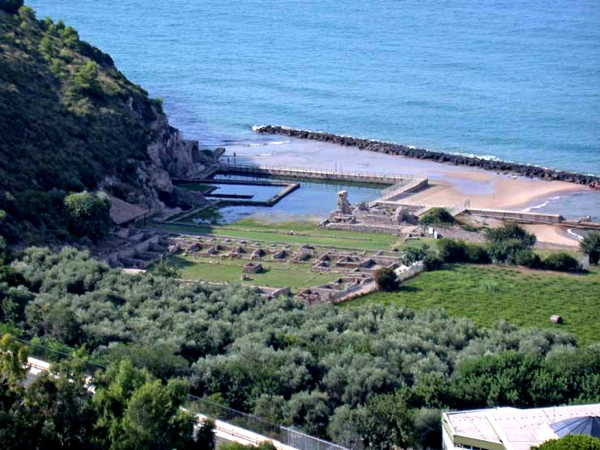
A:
347;264;600;345
168;253;339;289
151;219;428;252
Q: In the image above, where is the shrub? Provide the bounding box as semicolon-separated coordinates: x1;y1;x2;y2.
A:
514;249;542;268
485;223;536;264
17;5;34;22
374;267;399;291
0;0;24;14
465;243;491;264
419;207;455;226
39;36;53;57
401;245;430;266
543;252;581;273
532;435;600;449
485;222;536;245
64;191;111;241
580;230;600;265
423;254;443;271
0;235;11;264
437;239;468;263
153;256;181;279
73;61;101;96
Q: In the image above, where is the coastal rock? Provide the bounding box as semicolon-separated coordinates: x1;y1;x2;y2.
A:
254;126;600;186
135;102;221;208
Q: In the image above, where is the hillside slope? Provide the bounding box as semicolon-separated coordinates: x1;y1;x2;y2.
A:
0;5;215;243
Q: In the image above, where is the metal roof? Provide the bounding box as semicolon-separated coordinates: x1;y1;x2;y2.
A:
444;404;600;450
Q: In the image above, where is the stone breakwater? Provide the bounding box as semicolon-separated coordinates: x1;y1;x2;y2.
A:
254;126;600;186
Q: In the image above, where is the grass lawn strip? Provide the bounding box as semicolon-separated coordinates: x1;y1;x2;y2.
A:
168;254;340;289
347;264;600;345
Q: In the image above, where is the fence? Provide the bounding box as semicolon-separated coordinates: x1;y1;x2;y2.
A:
187;396;354;450
17;339;352;450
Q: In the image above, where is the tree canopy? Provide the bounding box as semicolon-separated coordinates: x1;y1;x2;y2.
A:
580;231;600;265
0;336;214;449
63;191;111;241
1;247;598;448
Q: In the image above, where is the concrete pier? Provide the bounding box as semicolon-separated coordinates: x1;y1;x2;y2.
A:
218;162;414;185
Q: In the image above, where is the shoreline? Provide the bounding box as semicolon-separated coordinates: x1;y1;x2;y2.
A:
253;125;600;186
223;134;600;225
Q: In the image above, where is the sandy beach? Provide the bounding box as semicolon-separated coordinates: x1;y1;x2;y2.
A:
224;137;595;213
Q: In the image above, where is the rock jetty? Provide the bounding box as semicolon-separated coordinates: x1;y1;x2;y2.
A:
254;126;600;186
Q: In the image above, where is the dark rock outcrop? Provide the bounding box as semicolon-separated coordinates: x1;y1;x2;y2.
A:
254;126;600;186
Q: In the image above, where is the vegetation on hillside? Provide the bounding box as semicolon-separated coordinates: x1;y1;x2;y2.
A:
0;334;215;449
63;191;111;241
0;4;161;243
1;247;599;449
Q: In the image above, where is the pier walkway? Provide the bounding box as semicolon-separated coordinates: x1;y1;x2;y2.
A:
218;162;414;185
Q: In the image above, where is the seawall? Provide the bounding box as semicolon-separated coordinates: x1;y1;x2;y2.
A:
253;125;600;186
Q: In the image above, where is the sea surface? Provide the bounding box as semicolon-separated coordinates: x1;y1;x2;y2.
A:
29;0;600;177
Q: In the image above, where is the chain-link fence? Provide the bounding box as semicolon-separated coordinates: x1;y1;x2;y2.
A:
187;395;355;450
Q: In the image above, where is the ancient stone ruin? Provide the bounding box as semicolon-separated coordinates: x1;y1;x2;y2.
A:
337;190;352;215
243;262;264;274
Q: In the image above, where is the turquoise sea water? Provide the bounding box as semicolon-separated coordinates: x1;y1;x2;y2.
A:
29;0;600;176
192;175;382;223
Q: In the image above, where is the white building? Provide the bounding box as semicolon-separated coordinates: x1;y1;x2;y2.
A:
442;404;600;450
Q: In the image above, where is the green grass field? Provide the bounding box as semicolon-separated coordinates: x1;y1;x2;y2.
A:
347;264;600;345
168;253;339;289
152;219;429;252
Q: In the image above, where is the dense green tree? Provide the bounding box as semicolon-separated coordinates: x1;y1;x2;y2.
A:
327;405;368;449
485;222;536;264
286;391;331;437
401;245;430;265
361;390;416;450
580;231;600;265
0;8;157;243
93;360;208;450
413;408;442;450
437;238;468;263
451;351;543;408
219;442;276;450
373;267;399;291
0;336;97;449
0;0;23;14
3;248;600;445
0;334;28;410
102;343;190;380
253;394;287;424
0;236;10;264
72;61;101;96
64;191;111;241
543;252;581;272
154;255;182;278
533;435;600;450
13;360;98;449
120;379;195;449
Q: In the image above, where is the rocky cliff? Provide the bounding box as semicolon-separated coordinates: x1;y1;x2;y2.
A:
0;6;218;242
